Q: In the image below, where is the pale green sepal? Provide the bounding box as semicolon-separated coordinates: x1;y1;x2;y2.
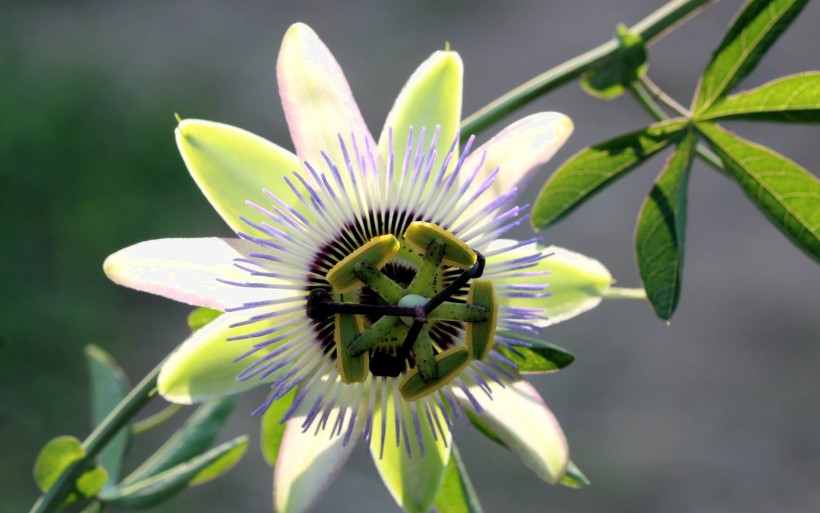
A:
434;444;484;513
158;310;303;404
486;241;615;327
370;391;451;513
378;50;463;184
176;119;304;232
455;380;568;484
260;390;296;467
274;402;361;513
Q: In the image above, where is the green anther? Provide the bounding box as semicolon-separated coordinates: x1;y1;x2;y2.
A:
400;347;471;401
326;234;400;293
352;261;405;304
334;314;368;384
403;222;476;269
465;280;498;361
406;238;445;296
347;315;401;355
411;325;437;382
428;301;490;323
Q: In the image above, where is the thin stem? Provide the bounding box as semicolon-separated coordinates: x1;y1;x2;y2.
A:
630;79;729;176
639;75;689;116
461;0;716;139
131;403;185;436
30;361;163;513
602;287;648;300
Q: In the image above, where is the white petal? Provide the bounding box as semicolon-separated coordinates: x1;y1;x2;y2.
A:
274;409;361;513
104;238;287;309
456;380;568;483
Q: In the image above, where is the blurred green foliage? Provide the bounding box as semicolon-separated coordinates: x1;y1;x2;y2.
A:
0;48;220;511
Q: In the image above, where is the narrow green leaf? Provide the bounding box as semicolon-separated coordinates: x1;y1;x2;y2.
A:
434;445;484;513
533;119;688;229
34;436;85;492
495;330;575;373
79;501;102;513
693;0;810;114
699;122;820;262
581;24;648;100
85;345;130;489
260;389;296;467
188;436;248;486
187;307;223;332
560;461;591;489
700;72;820;123
122;396;237;484
101;436;247;508
635;129;696;320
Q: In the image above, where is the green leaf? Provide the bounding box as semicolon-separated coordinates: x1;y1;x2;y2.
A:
34;436;85;492
635;129;696;320
188;437;248;486
85;345;130;489
121;396;237;484
581;24;648;100
434;445;484;513
76;466;109;497
533;119;689;229
260;389;296;467
700;72;820;123
560;461;591;489
494;330;575;373
693;0;810;114
187;307;223;332
79;501;103;513
698;122;820;262
101;436;248;508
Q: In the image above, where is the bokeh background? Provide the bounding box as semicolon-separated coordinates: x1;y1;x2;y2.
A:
3;0;819;512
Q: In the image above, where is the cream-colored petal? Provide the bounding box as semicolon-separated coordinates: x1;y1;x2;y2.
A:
456;380;568;483
486;240;613;327
277;23;375;169
158;310;302;404
176;119;304;233
461;113;573;204
369;393;451;513
273;409;360;513
104;238;286;310
378;50;463;185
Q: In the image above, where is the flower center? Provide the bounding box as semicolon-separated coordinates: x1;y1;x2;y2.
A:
306;220;498;400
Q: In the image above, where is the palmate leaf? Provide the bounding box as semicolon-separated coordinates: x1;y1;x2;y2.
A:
533;119;689;229
434;445;484;513
635;129;696;320
700;72;820;123
693;0;810;114
698;122;820;262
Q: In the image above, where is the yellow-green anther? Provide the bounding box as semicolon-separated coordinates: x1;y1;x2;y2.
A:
334;314;368;384
428;301;490;322
465;279;498;361
400;347;470;401
326;234;400;293
406;238;445;296
412;325;437;383
347;315;401;355
403;221;476;269
352;261;405;304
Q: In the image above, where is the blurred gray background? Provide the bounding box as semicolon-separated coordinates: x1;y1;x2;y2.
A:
2;0;818;512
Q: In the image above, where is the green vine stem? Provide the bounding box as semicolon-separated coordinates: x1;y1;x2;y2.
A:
29;361;163;513
461;0;716;139
630;77;728;175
